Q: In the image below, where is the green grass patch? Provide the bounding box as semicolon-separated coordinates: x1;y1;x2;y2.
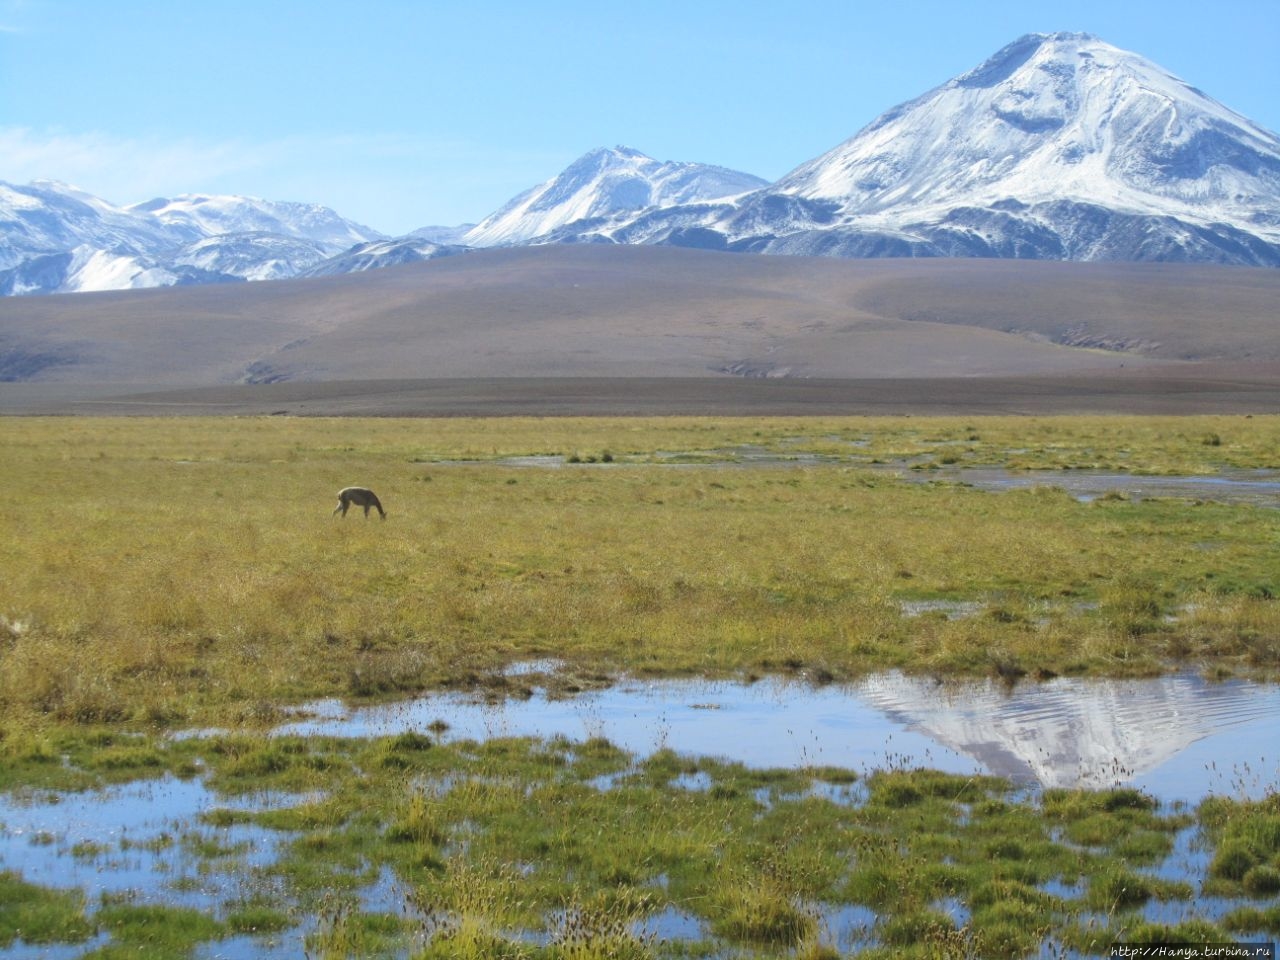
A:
90;903;226;958
1198;793;1280;895
0;871;94;946
225;901;292;935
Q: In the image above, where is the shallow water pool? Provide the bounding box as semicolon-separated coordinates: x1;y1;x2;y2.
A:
275;669;1280;802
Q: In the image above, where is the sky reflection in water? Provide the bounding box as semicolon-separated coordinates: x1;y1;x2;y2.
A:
278;669;1280;801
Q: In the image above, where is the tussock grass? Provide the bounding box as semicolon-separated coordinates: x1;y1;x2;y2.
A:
1;415;1279;735
0;870;94;947
94;903;227;957
1199;792;1280;900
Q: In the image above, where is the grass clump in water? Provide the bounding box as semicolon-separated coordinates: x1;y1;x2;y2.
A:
708;873;818;947
549;888;658;960
1199;793;1280;895
306;905;416;960
0;871;94;947
93;903;227;957
224;898;292;936
1084;862;1192;911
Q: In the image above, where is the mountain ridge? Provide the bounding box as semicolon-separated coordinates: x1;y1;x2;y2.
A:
556;32;1280;265
3;32;1279;296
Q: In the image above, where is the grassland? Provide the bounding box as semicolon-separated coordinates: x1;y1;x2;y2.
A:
2;413;1280;958
2;413;1279;737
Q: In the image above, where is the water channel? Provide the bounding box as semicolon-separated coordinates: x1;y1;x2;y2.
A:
447;450;1280;508
911;465;1280;508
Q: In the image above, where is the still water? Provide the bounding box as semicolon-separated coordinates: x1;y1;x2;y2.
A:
918;466;1280;507
451;453;1280;509
276;668;1280;802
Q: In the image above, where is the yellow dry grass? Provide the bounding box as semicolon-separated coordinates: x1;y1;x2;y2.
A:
2;415;1278;734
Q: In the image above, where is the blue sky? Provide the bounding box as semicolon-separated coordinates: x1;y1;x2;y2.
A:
2;0;1277;235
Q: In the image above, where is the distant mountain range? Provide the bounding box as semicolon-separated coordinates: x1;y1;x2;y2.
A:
2;31;1278;296
0;183;389;294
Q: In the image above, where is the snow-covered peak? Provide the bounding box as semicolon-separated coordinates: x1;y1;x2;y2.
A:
773;31;1280;231
171;232;333;281
27;179;129;214
464;146;768;246
299;236;466;277
128;193;385;251
0;179;179;269
409;223;475;245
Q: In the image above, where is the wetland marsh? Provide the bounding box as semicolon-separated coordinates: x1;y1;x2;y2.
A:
2;414;1280;957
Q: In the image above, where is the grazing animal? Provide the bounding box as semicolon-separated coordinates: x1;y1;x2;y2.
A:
334;486;386;520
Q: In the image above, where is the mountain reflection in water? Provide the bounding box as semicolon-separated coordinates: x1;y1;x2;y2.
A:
857;672;1279;796
278;670;1280;800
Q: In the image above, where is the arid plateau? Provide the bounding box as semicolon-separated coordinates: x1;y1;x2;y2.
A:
3;245;1278;416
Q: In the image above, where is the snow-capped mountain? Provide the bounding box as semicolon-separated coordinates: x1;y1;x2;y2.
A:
409;224;475;245
0;184;386;294
765;31;1280;263
2;246;183;296
462;146;769;247
170;232;336;282
3;32;1279;297
780;32;1278;221
129;194;384;249
563;33;1280;265
0;180;175;270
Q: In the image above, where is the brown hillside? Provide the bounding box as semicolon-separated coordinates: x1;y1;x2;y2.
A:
1;246;1277;414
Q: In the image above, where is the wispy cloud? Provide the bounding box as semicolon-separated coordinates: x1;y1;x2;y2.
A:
0;0;28;34
0;126;300;204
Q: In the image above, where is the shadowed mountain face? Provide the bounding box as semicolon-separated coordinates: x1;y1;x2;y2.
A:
1;246;1277;396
